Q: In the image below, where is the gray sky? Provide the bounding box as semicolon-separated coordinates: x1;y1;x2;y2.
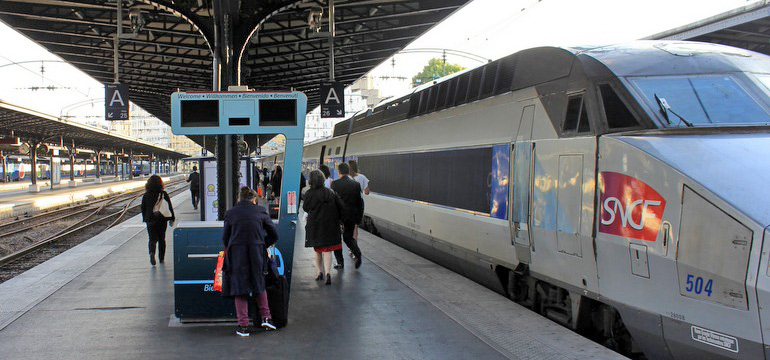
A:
0;0;758;128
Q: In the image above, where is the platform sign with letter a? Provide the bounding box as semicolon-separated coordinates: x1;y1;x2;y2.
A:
105;83;129;120
320;81;344;118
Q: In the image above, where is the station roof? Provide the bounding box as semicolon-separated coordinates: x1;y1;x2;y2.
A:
647;1;770;56
0;100;187;159
0;0;471;150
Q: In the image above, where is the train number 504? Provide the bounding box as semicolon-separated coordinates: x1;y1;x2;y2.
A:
685;274;713;297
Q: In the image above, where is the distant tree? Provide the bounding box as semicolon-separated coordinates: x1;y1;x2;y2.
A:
412;58;465;86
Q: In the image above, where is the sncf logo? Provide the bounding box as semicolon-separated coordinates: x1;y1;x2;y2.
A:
599;172;666;241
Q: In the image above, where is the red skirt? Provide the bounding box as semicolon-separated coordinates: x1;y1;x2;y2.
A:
314;243;342;253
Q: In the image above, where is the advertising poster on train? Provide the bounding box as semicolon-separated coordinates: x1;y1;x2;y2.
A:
204;160;217;221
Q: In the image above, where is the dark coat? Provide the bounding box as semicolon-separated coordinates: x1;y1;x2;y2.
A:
331;176;364;224
271;170;282;196
221;200;278;297
302;187;344;248
187;171;200;192
140;190;175;223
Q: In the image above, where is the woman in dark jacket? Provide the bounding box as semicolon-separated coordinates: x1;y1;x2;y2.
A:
303;169;344;285
222;186;279;336
140;175;175;266
271;165;283;199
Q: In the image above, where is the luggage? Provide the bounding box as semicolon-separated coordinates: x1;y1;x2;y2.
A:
265;273;289;328
255;248;289;328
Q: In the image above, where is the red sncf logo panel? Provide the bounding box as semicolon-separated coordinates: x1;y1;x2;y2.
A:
599;172;666;241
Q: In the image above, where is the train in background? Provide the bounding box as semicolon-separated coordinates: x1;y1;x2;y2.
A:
271;41;770;359
0;156;154;181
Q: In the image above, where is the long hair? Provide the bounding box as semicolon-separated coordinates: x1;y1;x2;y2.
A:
348;159;359;176
145;175;163;192
309;169;325;189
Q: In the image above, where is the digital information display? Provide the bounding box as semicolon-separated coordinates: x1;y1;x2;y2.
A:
171;91;307;136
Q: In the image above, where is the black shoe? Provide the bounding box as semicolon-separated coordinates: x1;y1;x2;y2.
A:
333;263;344;269
150;254;156;266
315;273;324;281
236;326;250;337
261;318;277;331
159;258;164;264
355;256;362;269
325;274;331;285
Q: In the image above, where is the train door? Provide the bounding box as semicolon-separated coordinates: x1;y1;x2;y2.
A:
511;105;535;264
529;94;600;294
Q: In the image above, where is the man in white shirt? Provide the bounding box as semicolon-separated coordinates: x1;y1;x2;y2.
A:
348;160;369;195
347;160;369;243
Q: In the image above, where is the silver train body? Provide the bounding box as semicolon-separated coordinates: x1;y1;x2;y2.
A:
267;41;770;359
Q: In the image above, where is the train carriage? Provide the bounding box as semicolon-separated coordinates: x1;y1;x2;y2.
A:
272;41;770;359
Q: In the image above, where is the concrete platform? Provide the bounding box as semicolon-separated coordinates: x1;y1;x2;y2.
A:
0;191;624;360
0;174;183;221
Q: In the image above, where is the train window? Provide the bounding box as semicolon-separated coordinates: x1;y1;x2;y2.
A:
563;95;582;131
599;84;639;129
631;75;770;127
578;102;591;133
335;147;341;155
327;148;332;156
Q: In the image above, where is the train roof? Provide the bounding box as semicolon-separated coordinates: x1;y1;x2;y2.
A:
576;40;770;77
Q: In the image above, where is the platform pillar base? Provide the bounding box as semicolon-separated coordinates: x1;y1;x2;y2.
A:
68;181;78;188
28;184;41;193
95;178;102;184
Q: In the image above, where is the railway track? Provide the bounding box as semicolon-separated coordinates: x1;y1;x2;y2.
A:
0;180;187;271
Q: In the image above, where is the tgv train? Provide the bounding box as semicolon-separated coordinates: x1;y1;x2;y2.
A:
271;41;770;359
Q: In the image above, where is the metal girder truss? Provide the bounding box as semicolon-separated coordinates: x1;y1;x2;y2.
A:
0;0;469;146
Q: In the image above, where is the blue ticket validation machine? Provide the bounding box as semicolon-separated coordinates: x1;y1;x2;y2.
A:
171;91;306;321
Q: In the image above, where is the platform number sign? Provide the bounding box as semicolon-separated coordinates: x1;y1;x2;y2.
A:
105;83;129;120
320;81;344;118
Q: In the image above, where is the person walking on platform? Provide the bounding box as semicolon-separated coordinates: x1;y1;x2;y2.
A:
186;166;200;210
261;168;270;197
331;163;364;269
303;169;344;285
140;175;175;266
348;159;370;195
221;187;278;336
348;159;369;251
271;165;283;200
319;164;332;188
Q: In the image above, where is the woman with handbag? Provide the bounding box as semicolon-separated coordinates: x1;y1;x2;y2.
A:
302;169;344;285
222;186;279;336
140;175;175;266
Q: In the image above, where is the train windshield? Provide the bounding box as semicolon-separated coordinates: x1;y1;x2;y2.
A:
629;75;770;127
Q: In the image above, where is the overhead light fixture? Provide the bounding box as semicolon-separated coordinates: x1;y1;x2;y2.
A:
307;6;323;33
128;7;146;34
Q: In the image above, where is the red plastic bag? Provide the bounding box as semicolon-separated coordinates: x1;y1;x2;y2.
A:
213;251;225;292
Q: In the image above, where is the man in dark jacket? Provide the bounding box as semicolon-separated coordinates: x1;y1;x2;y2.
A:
331;162;364;269
186;166;200;210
